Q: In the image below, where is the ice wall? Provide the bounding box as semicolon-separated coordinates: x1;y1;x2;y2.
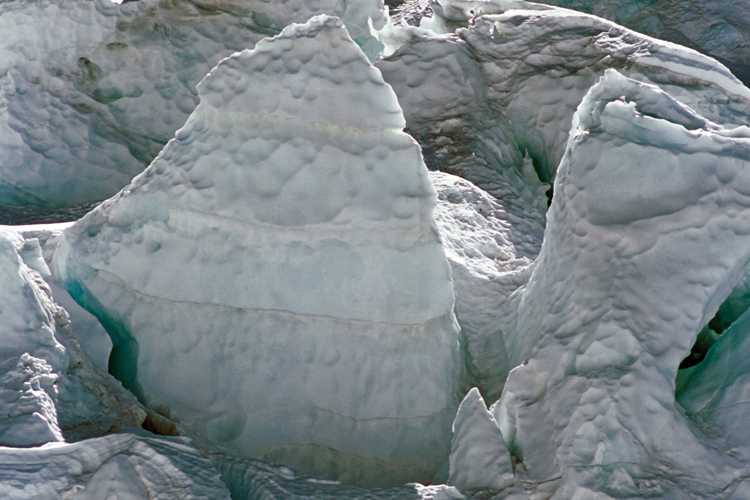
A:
54;16;461;486
452;70;750;498
377;2;750;401
0;232;68;446
0;0;386;207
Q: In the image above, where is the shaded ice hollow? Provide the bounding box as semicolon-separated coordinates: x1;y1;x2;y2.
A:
53;15;461;487
0;228;146;446
0;226;235;499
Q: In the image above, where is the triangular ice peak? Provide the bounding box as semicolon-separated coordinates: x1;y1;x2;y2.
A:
53;15;460;486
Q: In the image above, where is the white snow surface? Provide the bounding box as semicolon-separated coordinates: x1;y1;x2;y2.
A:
481;70;750;498
54;16;461;487
0;0;387;207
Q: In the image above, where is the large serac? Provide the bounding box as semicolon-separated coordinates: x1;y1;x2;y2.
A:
53;15;461;487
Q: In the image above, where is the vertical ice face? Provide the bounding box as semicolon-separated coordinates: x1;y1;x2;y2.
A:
484;70;750;497
0;0;387;207
53;16;461;486
431;172;543;402
377;2;750;405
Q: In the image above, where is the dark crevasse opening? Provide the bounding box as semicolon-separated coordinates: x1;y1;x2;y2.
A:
63;277;146;403
678;279;750;370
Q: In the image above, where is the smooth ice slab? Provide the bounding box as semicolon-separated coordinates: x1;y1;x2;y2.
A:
54;16;461;487
448;388;514;493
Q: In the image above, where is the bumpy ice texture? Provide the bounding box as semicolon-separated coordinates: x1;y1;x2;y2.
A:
54;16;461;487
377;0;750;399
431;172;543;401
212;454;465;500
462;70;750;499
0;226;230;499
378;0;750;203
0;0;386;207
0;232;67;446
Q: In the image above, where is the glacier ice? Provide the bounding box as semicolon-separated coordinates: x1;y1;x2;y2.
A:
377;1;750;407
448;388;513;493
4;0;750;497
0;232;67;446
0;0;387;207
518;0;750;84
431;172;543;401
53;15;461;487
479;69;750;498
0;432;231;500
378;0;750;213
677;305;750;467
0;226;147;444
0;222;238;498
